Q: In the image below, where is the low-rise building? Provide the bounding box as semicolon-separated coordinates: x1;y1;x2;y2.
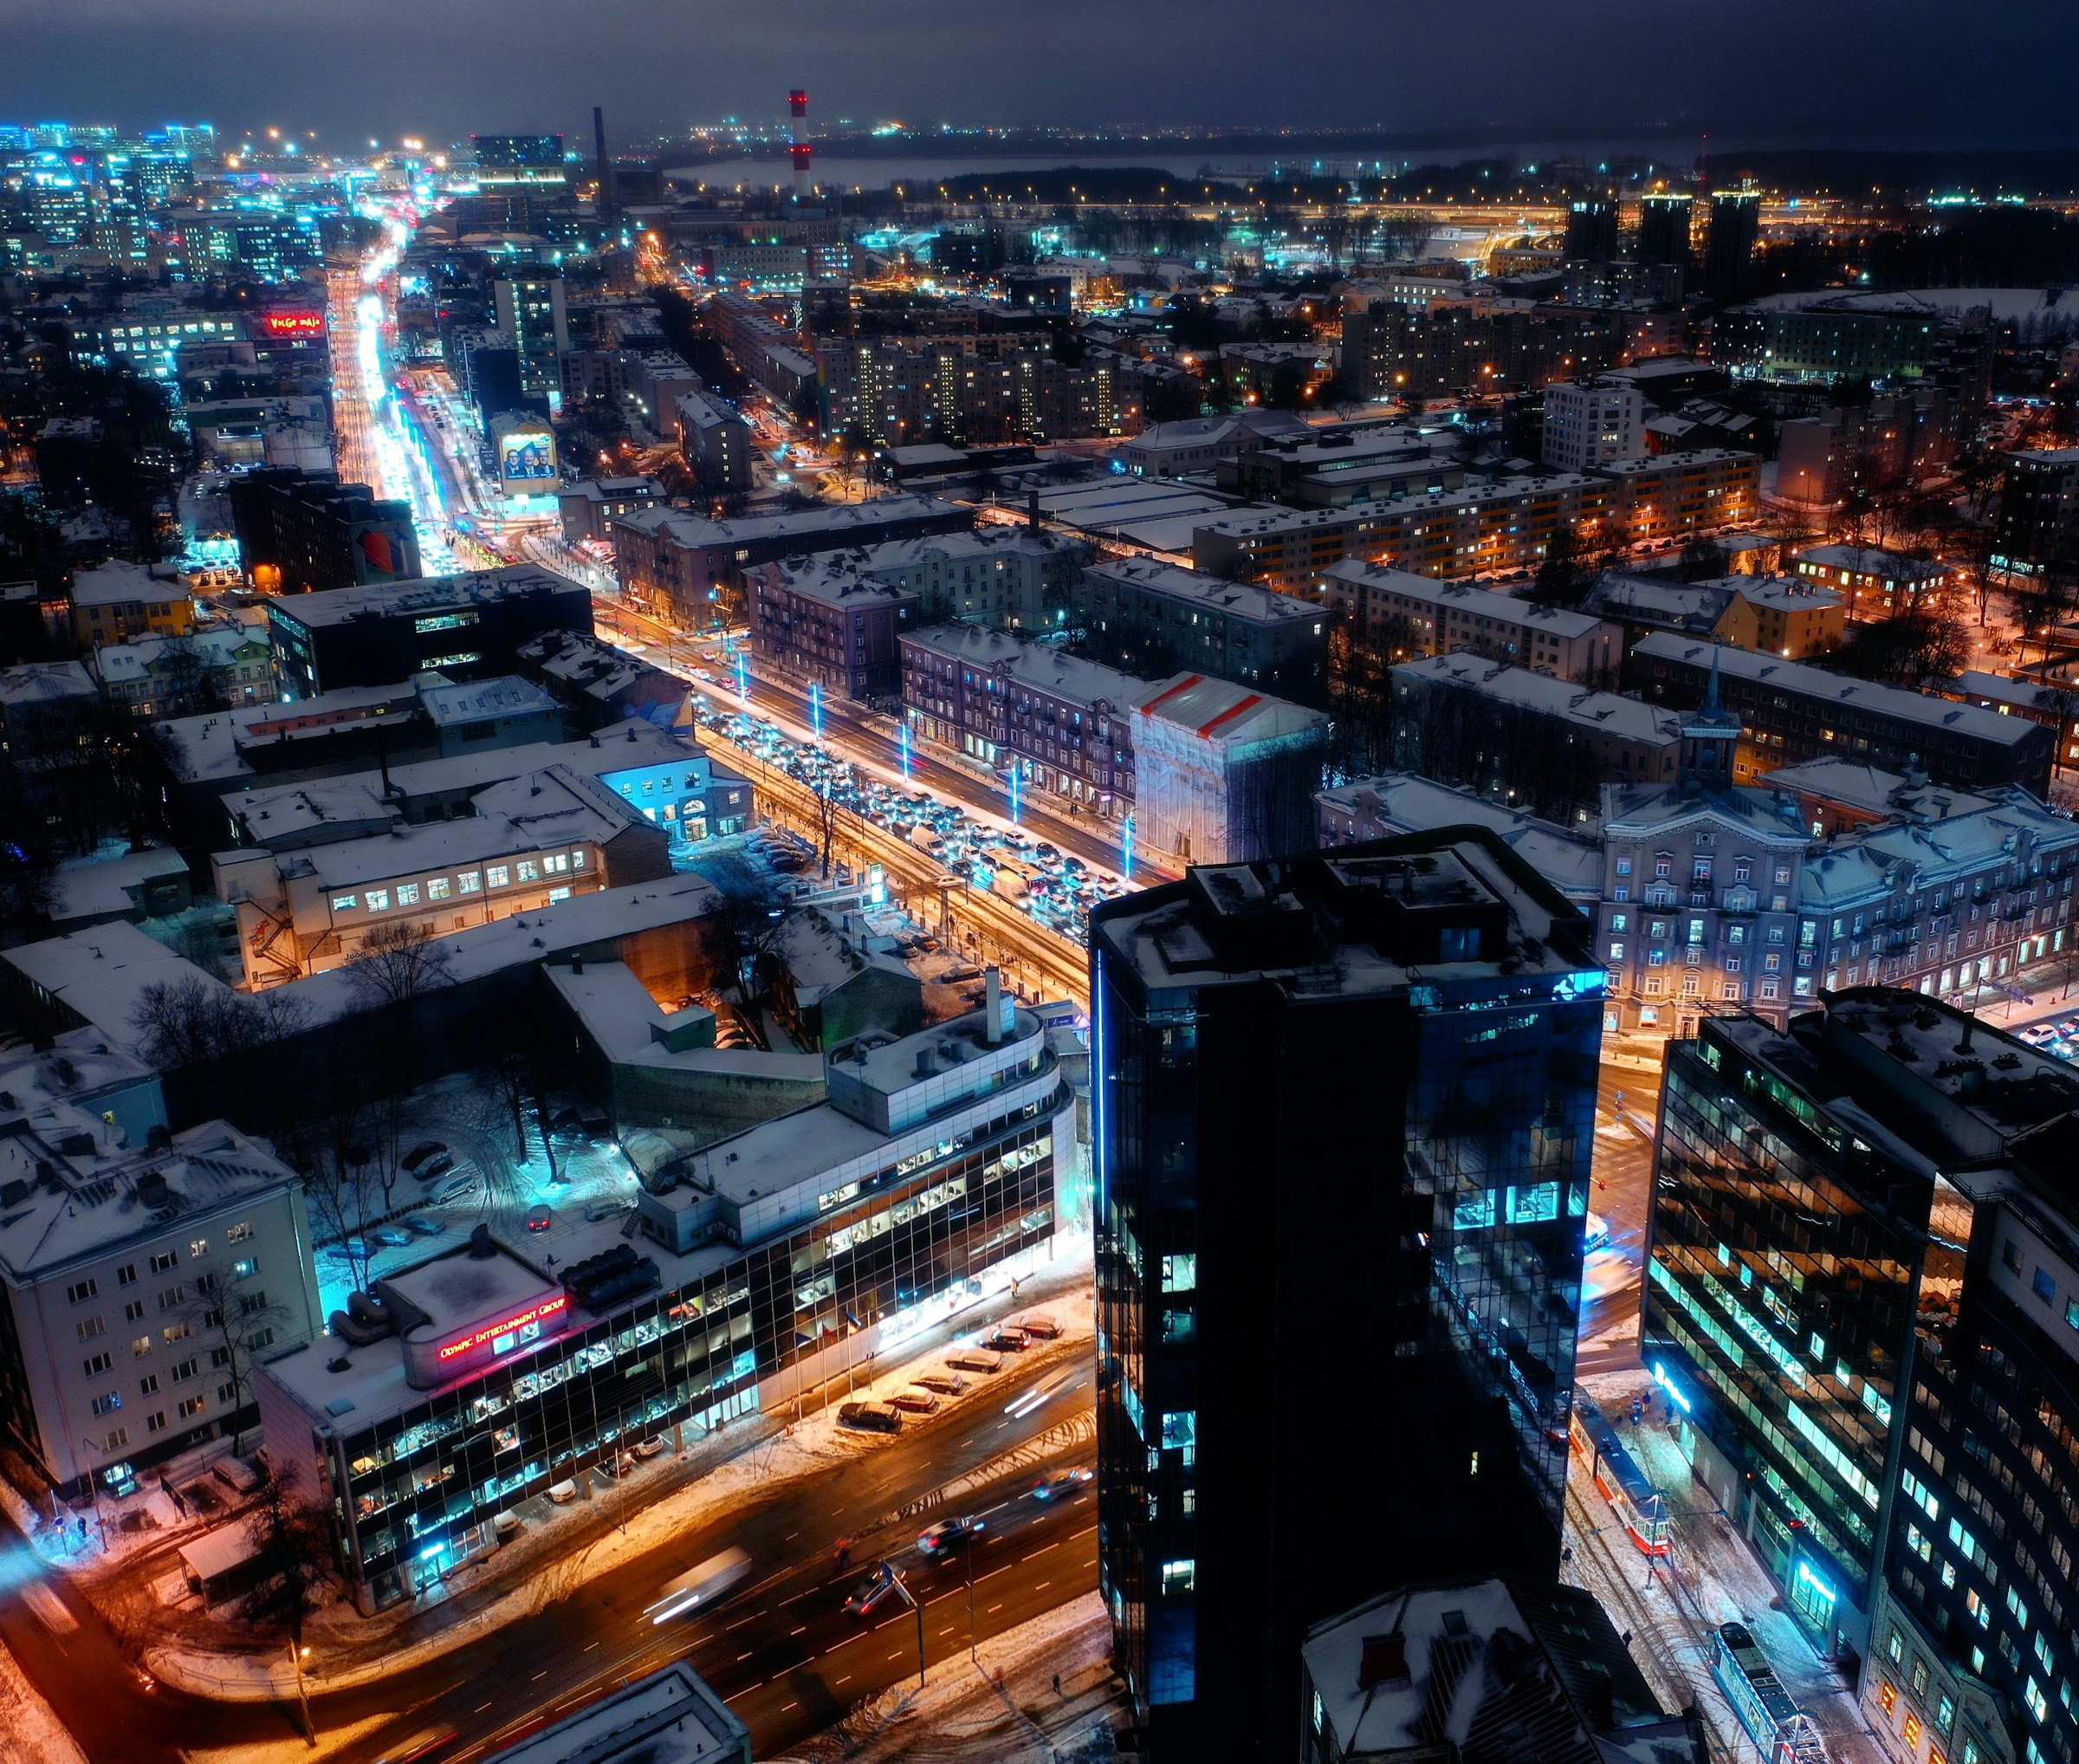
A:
1112;408;1310;477
762;905;925;1051
1315;772;1603;904
0;660;100;757
1628;634;2056;794
900;624;1137;815
266;565;593;697
253;1000;1073;1612
1084;557;1329;706
1128;671;1329;867
225;467;421;595
0;1043;321;1500
46;846;193;930
479;1663;748;1764
840;523;1091;637
515;628;690;732
1790;543;1954;621
68;561;193;647
1299;1576;1705;1764
1324;561;1623;682
90;626;274;718
211;762;674;987
555;477;665;547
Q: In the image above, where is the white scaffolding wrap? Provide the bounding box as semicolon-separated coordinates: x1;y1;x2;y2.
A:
1130;672;1330;867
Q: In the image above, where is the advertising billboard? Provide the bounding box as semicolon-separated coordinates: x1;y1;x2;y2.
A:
498;428;555;485
259;311;325;337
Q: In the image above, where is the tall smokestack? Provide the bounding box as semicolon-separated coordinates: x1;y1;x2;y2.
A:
788;89;812;203
593;106;612;215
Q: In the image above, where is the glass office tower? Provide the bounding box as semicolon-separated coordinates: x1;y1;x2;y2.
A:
1090;830;1604;1764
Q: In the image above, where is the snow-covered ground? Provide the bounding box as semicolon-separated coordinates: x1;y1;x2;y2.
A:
1571;1369;1883;1764
145;1271;1097;1702
0;1638;86;1764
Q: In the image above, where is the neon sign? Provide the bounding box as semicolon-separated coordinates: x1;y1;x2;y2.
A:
260;312;325;336
436;1293;567;1362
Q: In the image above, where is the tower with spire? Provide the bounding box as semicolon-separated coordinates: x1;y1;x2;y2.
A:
1678;645;1742;793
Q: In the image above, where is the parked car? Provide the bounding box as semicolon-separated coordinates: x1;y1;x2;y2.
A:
413;1153;455;1183
887;1390;940;1414
945;1349;1002;1375
981;1329;1029;1353
1014;1315;1062;1339
524;1205;554;1233
916;1515;983;1555
912;1372;967;1397
372;1226;414;1249
837;1401;903;1434
584;1197;636;1222
632;1436;668;1459
401;1214;444;1236
547;1479;580;1504
434;1175;478;1205
401;1142;447;1172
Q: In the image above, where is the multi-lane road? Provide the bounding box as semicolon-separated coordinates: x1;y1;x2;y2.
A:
0;1347;1100;1761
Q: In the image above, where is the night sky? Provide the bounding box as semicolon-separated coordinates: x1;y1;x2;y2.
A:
3;0;2070;153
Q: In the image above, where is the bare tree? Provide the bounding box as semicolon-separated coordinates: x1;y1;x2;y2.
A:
343;919;454;1091
179;1256;295;1427
243;1459;334;1744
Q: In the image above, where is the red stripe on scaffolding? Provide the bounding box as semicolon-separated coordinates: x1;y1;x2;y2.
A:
1195;694;1263;738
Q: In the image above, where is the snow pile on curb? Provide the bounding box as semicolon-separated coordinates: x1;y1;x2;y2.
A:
0;1638;86;1764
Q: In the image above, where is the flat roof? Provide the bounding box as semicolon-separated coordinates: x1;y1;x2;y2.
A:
480;1662;747;1764
1088;556;1318;626
612;494;964;554
1327;560;1613;639
1130;671;1327;745
70;561;187;608
1632;634;2042;748
266;565;580;632
1392;653;1680;743
418;676;559;727
3;919;230;1049
1794;543;1948;580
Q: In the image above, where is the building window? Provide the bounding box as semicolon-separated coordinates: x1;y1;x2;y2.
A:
331;893;358;911
1906;1715;1924;1748
517;860;540;882
1161;1559;1196;1595
458;872;483;894
487;866;510;887
1881;1682;1898;1715
396;883;420;906
365;888;390;911
429;877;450;900
2035;1268;2057;1304
66;1279;99;1305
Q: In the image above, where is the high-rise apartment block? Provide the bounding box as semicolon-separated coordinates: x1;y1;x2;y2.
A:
1091;830;1603;1761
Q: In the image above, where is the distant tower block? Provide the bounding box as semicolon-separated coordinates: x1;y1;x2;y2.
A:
788;88;811;200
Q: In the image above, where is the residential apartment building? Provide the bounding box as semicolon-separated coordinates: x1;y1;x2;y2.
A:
1791;544;1956;622
1593;450;1761;548
746;555;918;701
68;560;192;647
1082;557;1330;706
1323;561;1623;682
0;1040;321;1499
256;1002;1072;1612
212;763;673;987
815;332;1145;445
607;496;972;626
1091;831;1601;1760
1541;378;1646;473
1582;574;1845;661
1628;635;2056;795
900;624;1137;814
1995;447;2079;574
266;566;593;697
492;273;569;402
675;390;753;495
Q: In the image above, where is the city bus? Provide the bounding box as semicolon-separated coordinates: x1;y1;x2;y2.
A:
1713;1622;1830;1764
1568;1393;1670;1555
644;1546;753;1625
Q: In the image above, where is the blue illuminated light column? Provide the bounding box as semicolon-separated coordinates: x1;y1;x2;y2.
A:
899;718;912;781
735;650;750;706
810;680;824;743
1121;814;1134;881
1009;761;1020;826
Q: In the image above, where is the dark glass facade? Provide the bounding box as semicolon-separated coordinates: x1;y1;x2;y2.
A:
1090;833;1602;1764
1648;1015;1924;1657
308;1096;1065;1611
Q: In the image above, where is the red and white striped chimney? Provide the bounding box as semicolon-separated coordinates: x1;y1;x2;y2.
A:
787;89;811;201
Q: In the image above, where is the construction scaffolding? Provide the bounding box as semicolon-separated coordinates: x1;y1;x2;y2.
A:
1130;672;1330;868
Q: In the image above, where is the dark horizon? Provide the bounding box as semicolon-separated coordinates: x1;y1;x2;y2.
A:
6;0;2077;159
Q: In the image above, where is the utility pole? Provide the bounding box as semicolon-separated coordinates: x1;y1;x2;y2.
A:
884;1563;926;1687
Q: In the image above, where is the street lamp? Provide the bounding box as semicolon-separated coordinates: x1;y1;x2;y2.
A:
883;1563;928;1687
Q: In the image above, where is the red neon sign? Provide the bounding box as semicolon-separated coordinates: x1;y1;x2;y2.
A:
260;312;325;336
436;1293;567;1362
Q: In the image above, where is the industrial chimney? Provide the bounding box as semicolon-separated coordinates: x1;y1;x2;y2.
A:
593;106;612;216
788;89;812;202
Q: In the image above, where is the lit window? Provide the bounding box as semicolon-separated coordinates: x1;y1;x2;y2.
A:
1161;1559;1195;1595
487;866;510;887
571;849;586;870
396;883;420;906
457;872;482;894
331;893;358;911
517;860;540;882
428;877;451;900
365;888;389;911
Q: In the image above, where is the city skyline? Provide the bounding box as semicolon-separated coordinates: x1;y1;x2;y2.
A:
7;0;2079;151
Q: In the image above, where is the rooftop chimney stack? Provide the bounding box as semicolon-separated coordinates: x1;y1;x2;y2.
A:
788;89;812;202
1027;488;1041;529
984;967;1002;1044
593;106;612;216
